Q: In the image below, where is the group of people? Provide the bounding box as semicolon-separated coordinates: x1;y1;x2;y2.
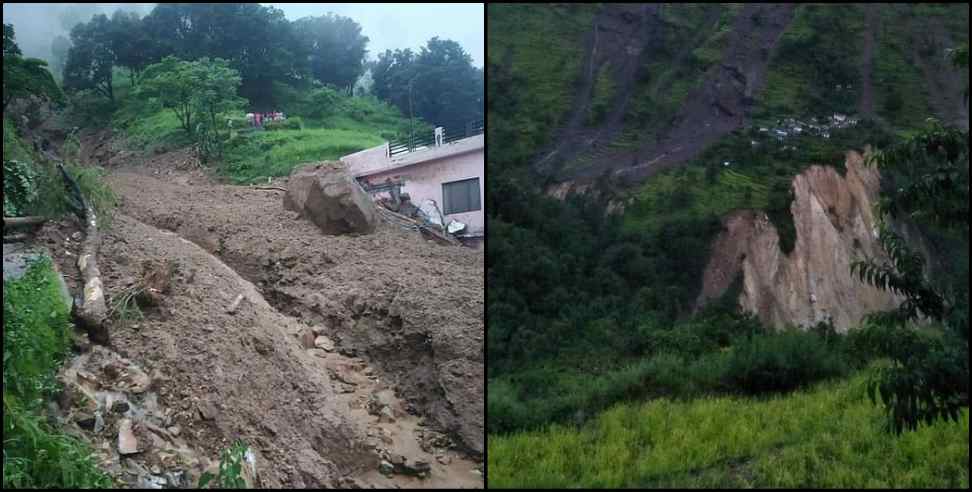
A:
245;111;286;127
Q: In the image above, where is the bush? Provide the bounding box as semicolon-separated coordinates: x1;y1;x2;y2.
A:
3;257;112;488
3;159;38;216
726;328;850;394
263;116;303;131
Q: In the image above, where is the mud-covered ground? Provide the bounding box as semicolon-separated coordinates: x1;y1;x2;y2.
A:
37;132;484;488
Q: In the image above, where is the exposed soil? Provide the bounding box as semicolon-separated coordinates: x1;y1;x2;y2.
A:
905;9;969;130
539;4;798;193
37;129;484;487
534;4;664;178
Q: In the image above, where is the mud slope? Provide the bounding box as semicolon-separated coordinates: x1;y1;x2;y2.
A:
104;166;485;459
97;214;483;487
546;4;797;193
534;4;663;178
697;150;904;331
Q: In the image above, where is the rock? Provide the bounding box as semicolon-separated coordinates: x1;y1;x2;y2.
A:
436;454;452;466
378;460;394;476
378;406;396;424
117;418;140;455
300;330;316;349
389;453;406;467
197;401;218;421
76;413;97;430
283;161;377;235
313;335;335;352
167;425;181;437
408;460;432;476
112;400;130;414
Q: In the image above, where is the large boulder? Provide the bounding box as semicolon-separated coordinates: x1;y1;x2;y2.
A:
284;162;377;235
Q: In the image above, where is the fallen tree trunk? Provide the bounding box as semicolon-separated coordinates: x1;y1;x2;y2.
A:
4;216;48;227
58;163;109;345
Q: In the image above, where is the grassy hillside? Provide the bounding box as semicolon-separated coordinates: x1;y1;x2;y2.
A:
71;66;417;184
489;369;969;488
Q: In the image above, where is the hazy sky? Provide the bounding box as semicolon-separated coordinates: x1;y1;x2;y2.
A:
1;3;484;68
266;3;484;67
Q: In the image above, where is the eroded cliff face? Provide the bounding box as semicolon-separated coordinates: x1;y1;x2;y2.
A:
698;150;906;332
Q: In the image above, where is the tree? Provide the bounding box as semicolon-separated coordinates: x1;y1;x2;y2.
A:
63;14;116;103
138;56;245;135
3;24;64;112
292;14;369;91
372;38;484;129
108;10;153;87
139;3;304;109
852;107;969;432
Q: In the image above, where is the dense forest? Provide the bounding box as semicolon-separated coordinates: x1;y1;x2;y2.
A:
17;3;482;126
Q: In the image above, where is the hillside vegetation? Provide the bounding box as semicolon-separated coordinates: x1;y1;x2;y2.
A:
489;369;969;488
487;3;968;488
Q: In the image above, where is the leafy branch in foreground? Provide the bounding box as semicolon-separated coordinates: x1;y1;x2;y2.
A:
852;116;969;434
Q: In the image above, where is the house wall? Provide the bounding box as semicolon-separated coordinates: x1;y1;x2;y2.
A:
341;143;390;176
359;148;485;235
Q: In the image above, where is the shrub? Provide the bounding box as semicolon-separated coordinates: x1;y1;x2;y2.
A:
3;257;112;488
3;159;38;216
263;116;303;131
487;379;533;435
725;328;850;394
199;440;251;488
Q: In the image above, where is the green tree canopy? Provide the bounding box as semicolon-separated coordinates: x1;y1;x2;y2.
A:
3;23;64;112
372;37;484;129
63;14;116;102
138;56;246;134
292;13;369;91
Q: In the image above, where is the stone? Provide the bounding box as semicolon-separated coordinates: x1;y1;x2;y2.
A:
117;418;140;455
76;413;97;430
197;401;218;421
112;400;130;414
167;425;182;437
283;161;377;235
378;405;396;424
408;460;432;475
436;454;451;466
300;330;316;349
378;460;394;476
314;335;335;352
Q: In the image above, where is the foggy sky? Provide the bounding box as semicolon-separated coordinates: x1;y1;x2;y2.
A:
2;3;484;68
265;3;484;67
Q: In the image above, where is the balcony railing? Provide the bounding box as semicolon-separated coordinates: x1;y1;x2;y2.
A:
387;119;484;158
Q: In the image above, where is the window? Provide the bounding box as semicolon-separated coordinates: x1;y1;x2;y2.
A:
442;177;481;215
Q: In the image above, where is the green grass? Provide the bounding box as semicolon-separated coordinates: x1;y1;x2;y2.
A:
220;127;384;184
487;3;600;166
487;369;970;488
3;257;112;489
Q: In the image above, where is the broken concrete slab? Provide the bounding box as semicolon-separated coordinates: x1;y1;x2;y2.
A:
118;418;140;455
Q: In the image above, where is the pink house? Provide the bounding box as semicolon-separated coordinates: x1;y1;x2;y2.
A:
341;126;484;246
